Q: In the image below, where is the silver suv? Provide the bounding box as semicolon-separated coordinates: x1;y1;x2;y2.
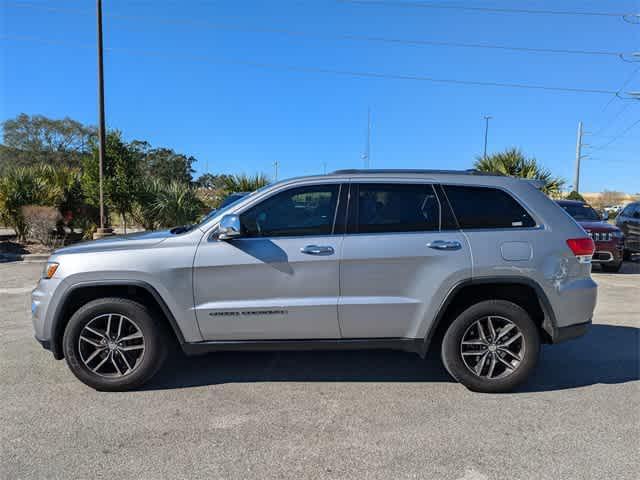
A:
31;170;597;393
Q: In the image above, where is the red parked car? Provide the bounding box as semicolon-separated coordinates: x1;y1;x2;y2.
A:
556;200;624;272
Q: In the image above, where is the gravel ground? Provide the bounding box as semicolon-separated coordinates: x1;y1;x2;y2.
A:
1;260;639;480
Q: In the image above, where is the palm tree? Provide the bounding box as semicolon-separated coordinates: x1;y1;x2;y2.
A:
151;181;205;228
0;165;61;241
223;173;270;193
474;148;565;197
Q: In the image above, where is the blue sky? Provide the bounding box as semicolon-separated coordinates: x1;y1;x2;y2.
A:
1;0;638;193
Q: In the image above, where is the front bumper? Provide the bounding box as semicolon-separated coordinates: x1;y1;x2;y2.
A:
592;239;624;264
31;277;63;356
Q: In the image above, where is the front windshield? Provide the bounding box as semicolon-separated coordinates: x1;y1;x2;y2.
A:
559;203;601;221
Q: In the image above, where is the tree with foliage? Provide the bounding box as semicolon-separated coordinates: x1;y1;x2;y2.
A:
474;148;565;197
0;113;95;172
81;131;142;232
130;140;196;185
565;191;586;202
195;173;230;190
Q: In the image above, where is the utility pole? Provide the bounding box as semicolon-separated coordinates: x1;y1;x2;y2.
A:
483;115;492;160
574;121;583;193
273;160;279;181
362;107;371;168
94;0;112;238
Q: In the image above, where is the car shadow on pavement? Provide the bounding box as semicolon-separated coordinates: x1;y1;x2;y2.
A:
145;324;639;393
521;324;639;392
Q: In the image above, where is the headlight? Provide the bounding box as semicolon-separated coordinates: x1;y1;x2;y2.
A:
42;262;59;279
612;230;623;238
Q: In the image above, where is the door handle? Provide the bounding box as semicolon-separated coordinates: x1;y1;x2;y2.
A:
427;240;462;251
300;245;335;255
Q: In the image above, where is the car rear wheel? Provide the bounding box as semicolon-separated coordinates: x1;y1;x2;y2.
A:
63;298;168;391
441;300;540;393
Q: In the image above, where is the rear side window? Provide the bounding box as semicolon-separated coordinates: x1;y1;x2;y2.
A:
442;185;535;229
349;183;439;234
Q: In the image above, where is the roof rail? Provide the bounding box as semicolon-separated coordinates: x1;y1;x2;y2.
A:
330;168;503;176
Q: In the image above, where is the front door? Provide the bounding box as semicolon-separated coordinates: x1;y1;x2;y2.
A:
338;182;472;339
193;183;344;340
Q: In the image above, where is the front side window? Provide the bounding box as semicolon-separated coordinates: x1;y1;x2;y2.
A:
349;183;440;234
240;184;340;237
443;185;536;229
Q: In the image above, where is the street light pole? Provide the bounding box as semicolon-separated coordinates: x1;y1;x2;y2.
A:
96;0;108;233
483;115;492;160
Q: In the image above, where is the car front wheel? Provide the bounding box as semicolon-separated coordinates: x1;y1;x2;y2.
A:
62;298;168;391
441;300;540;393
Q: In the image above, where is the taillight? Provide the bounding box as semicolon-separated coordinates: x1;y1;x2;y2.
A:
566;238;595;257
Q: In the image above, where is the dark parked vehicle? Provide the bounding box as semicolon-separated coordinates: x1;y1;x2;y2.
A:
616;201;640;260
556;200;624;272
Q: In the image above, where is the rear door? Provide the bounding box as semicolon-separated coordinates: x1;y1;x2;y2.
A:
338;181;472;339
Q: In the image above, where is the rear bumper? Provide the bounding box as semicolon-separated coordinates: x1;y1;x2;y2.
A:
551;320;591;343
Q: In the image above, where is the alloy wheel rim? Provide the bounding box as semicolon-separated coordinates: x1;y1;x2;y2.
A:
460;315;525;380
78;314;145;378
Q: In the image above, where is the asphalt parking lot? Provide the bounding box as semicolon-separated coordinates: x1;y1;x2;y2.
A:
1;260;639;480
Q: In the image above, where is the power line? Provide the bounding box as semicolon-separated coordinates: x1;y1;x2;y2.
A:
598;67;640;114
591;103;632;137
0;34;621;96
3;1;627;59
338;0;630;18
592;119;640;151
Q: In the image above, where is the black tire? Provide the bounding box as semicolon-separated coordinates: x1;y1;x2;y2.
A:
623;249;631;261
441;300;540;393
63;297;168;391
601;261;622;273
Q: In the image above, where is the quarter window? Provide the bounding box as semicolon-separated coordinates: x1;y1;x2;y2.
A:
349;183;440;233
442;185;535;229
240;184;340;237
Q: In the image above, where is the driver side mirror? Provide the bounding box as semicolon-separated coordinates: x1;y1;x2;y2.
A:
218;214;242;240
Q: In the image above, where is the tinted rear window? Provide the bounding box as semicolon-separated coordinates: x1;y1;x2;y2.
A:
443;185;535;229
